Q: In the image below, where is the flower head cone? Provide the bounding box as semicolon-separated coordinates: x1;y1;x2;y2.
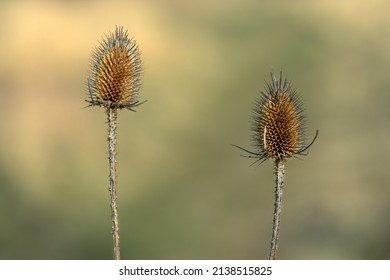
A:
86;26;143;110
234;71;318;165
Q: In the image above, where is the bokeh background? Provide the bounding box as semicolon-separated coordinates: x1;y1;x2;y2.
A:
1;0;389;260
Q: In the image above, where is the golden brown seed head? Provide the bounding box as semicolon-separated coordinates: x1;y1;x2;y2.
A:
86;26;143;110
251;72;307;162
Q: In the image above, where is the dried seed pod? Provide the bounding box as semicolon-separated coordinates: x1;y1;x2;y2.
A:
234;71;317;164
86;26;143;110
233;71;318;260
85;26;145;260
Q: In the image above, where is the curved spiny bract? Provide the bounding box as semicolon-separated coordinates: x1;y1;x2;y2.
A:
87;26;143;110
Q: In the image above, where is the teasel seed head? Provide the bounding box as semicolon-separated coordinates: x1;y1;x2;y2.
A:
86;26;143;110
234;71;318;165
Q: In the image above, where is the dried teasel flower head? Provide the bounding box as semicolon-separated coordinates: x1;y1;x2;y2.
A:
86;26;143;110
234;71;318;164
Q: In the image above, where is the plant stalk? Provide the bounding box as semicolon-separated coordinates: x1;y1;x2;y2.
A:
269;159;285;260
107;107;121;260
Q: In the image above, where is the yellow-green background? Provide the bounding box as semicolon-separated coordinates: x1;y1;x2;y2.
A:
1;0;389;259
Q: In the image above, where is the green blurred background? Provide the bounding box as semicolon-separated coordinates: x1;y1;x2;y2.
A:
1;0;389;259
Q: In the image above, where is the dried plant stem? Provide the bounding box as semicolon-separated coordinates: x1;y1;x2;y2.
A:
269;159;285;260
107;107;121;260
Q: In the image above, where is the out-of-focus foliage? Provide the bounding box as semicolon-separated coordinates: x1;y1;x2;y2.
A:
1;0;390;259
